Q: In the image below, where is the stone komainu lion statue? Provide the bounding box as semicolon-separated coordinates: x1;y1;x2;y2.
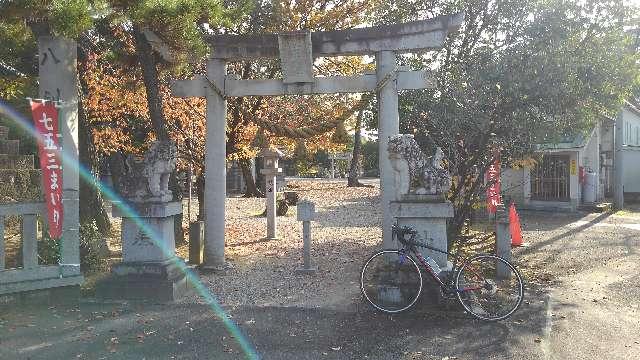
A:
115;141;177;203
387;134;452;200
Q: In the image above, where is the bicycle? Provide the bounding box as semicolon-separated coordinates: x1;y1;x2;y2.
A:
360;223;524;321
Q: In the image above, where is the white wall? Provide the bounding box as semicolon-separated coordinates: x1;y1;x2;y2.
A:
621;148;640;193
621;106;640;193
621;107;640;147
501;167;525;204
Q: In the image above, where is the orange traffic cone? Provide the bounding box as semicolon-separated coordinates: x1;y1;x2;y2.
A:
509;203;523;247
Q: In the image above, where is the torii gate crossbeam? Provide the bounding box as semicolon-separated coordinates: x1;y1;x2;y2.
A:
172;13;463;270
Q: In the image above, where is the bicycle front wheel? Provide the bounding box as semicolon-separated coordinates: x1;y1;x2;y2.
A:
360;250;423;313
455;255;524;321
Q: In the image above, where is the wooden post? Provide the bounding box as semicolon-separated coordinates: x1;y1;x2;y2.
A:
203;58;228;270
376;51;400;249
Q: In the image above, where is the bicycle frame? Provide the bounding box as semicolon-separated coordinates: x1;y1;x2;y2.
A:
395;228;484;293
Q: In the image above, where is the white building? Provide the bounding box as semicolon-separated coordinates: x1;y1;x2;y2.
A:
502;101;640;210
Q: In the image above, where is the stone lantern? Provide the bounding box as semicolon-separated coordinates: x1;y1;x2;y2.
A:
260;148;284;240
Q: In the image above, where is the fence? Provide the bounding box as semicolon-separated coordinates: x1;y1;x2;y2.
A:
0;202;82;295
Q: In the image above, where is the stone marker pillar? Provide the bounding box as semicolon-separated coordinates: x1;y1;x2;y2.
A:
295;200;317;274
97;141;189;301
495;205;512;279
189;221;204;265
260;148;283;240
38;36;82;279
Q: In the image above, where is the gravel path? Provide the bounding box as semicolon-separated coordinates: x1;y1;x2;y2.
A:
185;179;382;309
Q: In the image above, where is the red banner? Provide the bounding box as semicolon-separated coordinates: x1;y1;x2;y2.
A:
30;100;63;239
485;153;502;214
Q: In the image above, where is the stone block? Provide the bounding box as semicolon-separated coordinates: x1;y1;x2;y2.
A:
0;155;34;170
0;169;42;202
121;215;176;263
96;258;192;302
296;200;315;221
389;201;454;218
390;201;453;268
0;285;80;309
112;201;182;218
0;140;19;155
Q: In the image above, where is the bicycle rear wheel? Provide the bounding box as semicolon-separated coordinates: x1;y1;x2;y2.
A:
455;255;524;321
360;250;422;313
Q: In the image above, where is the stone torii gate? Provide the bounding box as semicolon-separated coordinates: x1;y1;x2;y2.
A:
172;13;463;270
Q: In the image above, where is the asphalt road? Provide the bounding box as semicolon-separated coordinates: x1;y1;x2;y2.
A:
517;209;640;360
1;208;638;359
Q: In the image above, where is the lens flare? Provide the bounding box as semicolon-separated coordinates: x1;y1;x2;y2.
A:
0;99;260;359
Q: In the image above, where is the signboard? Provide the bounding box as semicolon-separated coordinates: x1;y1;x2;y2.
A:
30;99;63;239
486;153;502;215
278;31;314;84
570;159;577;175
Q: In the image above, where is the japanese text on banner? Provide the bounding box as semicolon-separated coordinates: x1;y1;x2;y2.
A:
30;100;64;239
486;153;502;215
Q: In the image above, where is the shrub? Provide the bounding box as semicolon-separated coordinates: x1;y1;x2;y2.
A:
37;220;108;271
79;220;109;271
38;229;60;265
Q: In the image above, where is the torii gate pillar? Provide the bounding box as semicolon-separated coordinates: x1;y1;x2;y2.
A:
203;59;228;270
376;51;399;248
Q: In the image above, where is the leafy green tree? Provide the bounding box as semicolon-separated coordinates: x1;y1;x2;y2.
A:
372;0;640;236
0;1;112;236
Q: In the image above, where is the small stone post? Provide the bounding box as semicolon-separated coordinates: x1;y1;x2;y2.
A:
295;200;317;274
260;148;283;240
495;205;512;279
189;221;204;265
330;155;335;178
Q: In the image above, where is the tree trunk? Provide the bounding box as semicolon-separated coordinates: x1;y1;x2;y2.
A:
132;25;184;243
132;25;169;140
77;47;111;236
240;158;263;197
169;172;185;245
348;110;363;187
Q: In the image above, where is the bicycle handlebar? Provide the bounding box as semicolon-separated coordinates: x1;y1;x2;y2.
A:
392;225;429;249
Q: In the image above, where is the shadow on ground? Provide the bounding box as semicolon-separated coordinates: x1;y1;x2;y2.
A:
0;284;548;360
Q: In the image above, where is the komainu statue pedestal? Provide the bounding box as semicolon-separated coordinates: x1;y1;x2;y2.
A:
97;141;190;302
390;198;453;269
97;202;190;302
96;202;189;302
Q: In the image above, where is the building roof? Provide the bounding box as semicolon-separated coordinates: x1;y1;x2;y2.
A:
535;131;589;151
